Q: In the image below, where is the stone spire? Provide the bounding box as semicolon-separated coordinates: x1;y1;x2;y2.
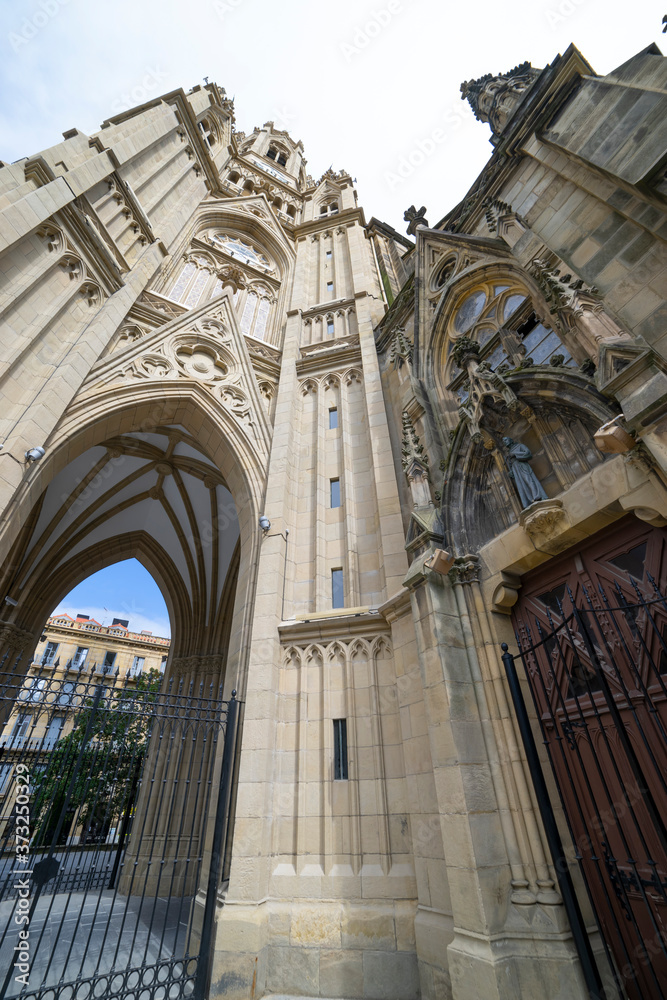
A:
460;62;540;137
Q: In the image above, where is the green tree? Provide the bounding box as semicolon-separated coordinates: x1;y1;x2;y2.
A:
32;669;162;847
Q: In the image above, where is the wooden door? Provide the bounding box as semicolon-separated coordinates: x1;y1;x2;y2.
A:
513;515;667;1000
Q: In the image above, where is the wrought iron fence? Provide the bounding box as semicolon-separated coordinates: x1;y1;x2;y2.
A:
0;656;239;1000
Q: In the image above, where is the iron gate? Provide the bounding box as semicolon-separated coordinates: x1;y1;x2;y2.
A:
503;574;667;1000
0;655;239;1000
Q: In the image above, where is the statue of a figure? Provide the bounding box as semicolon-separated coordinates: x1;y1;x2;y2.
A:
502;436;548;509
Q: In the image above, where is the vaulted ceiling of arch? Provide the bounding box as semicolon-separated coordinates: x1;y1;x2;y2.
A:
15;427;239;626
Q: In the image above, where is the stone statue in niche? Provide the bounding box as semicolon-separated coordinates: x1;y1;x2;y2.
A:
502;436;548;509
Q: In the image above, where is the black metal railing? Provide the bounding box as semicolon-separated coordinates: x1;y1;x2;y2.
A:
0;656;240;1000
503;581;667;1000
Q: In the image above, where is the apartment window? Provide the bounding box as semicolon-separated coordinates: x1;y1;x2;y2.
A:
160;656;167;674
72;646;88;670
333;719;348;780
10;714;32;744
43;716;64;749
327;318;335;336
332;568;344;609
329;408;338;429
130;656;145;677
327;281;334;296
42;641;59;665
330;478;341;508
102;651;117;675
0;764;12;794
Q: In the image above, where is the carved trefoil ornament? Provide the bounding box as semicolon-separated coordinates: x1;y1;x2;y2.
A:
401;411;432;508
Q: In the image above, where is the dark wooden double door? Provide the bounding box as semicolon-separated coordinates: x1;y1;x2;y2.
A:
513;515;667;999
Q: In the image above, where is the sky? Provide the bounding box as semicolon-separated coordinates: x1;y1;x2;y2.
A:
52;560;172;638
0;0;663;233
2;1;663;626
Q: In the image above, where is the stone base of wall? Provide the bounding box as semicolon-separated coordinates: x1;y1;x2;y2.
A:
447;926;588;1000
210;899;421;1000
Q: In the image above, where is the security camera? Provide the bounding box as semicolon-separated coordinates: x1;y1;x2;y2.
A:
4;596;18;606
259;515;271;532
25;446;45;463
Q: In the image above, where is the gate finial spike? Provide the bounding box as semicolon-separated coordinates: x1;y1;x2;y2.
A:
231;689;237;699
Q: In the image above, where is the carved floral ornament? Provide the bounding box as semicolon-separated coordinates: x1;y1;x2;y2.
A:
103;317;258;434
36;225;105;308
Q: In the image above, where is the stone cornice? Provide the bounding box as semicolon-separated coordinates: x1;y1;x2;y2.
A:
278;608;388;645
293;206;366;238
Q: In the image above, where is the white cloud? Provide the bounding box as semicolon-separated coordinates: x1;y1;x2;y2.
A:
53;605;171;640
0;0;661;233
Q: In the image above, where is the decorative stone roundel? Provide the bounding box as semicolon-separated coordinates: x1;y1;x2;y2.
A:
175;343;229;382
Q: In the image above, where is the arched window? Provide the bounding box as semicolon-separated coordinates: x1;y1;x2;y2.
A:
446;279;575;396
198;118;217;148
240;289;272;340
168;257;216;308
211;234;272;271
267;145;288;167
319;201;340;216
228;170;240;185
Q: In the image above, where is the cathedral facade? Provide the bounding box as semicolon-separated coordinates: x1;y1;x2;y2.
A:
0;36;666;1000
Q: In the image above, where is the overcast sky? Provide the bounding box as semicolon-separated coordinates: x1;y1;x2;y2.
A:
0;1;663;234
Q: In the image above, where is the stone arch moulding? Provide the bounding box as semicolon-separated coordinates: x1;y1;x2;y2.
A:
191;202;296;279
0;386;267;699
80;291;274;457
440;368;619;556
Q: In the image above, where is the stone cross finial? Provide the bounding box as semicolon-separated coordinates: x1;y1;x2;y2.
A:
404;205;429;236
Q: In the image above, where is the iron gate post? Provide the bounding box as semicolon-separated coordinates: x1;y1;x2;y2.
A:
500;644;605;999
193;691;240;1000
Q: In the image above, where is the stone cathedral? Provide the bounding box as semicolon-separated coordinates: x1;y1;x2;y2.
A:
0;35;666;1000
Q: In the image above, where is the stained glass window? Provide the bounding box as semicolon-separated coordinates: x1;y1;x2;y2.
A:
211;234;270;269
241;292;258;335
184;268;210;308
254;297;270;340
170;262;196;302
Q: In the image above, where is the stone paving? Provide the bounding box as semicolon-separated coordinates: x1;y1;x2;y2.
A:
0;889;193;996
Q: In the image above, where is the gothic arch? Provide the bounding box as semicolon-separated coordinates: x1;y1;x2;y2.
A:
425;260;559;397
0;383;266;697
